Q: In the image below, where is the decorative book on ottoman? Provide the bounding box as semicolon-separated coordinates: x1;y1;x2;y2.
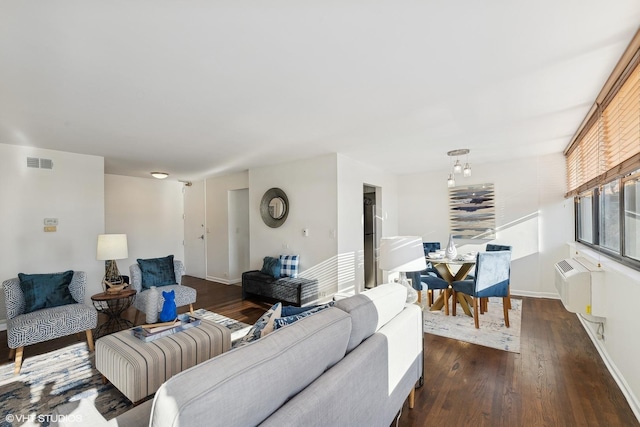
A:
132;313;201;342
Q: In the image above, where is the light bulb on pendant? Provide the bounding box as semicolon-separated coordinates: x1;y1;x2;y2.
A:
463;163;471;177
453;159;463;174
447;174;455;188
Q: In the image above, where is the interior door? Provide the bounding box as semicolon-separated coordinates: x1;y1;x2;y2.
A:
183;180;207;279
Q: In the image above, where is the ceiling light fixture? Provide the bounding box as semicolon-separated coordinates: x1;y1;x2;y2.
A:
151;172;169;179
447;149;471;187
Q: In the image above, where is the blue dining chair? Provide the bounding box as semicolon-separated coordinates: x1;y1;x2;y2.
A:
466;243;513;310
450;251;511;329
486;243;512;310
406;270;450;314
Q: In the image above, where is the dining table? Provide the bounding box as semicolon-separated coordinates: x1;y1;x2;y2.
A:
426;256;476;316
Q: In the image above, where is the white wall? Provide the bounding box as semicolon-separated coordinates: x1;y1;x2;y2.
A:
249;154;339;298
397;152;573;297
0;144;105;323
105;174;184;277
337;154;399;293
205;171;249;284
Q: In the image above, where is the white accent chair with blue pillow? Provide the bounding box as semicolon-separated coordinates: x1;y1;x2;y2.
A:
129;255;196;324
2;270;97;374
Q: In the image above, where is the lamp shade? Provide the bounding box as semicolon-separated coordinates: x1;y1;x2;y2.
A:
96;234;128;260
378;236;427;272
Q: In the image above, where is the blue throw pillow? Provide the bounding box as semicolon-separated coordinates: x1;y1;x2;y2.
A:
18;270;76;314
279;255;299;278
273;302;334;330
137;255;176;289
260;256;281;278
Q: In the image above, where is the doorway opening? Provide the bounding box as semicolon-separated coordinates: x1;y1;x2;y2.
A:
363;184;381;289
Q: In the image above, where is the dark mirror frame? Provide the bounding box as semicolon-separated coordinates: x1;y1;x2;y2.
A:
260;187;289;228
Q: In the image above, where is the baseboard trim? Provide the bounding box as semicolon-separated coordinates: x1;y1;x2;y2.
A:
577;314;640;423
206;276;241;286
510;290;559;299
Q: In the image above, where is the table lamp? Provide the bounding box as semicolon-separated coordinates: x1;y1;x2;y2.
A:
378;236;427;304
97;234;128;292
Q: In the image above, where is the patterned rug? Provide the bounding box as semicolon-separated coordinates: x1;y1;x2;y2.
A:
0;311;250;426
423;297;522;353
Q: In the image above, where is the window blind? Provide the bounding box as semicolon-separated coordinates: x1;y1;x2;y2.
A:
565;51;640;197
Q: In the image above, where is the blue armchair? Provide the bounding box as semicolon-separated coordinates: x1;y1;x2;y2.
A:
451;251;511;328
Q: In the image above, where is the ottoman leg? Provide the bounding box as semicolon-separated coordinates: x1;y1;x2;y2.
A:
189;304;194;314
8;347;15;360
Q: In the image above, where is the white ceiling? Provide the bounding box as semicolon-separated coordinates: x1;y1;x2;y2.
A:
1;1;639;181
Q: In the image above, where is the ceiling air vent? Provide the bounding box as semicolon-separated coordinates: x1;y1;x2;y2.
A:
26;157;54;169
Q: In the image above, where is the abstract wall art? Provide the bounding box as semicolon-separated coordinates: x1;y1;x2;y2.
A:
449;183;496;239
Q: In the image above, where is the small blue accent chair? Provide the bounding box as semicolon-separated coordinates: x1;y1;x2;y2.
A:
451;251;512;328
406;270;450;314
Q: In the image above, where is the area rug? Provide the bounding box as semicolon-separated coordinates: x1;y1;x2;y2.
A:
0;310;250;426
423;297;522;353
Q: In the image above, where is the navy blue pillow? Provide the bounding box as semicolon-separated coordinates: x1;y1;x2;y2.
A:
281;304;326;317
137;255;176;289
260;256;281;278
273;302;335;330
18;270;76;314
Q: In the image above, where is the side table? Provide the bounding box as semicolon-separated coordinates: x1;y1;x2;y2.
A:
91;289;137;338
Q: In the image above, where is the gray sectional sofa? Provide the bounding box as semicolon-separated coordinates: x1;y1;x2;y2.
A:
53;283;423;427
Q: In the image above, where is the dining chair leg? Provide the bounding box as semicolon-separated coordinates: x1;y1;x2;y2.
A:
8;347;15;360
428;290;433;307
503;297;510;327
506;287;512;310
451;290;457;316
443;289;449;315
480;297;485;314
473;297;480;329
417;290;422;305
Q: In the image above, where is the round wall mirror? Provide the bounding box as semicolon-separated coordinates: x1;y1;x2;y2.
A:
260;188;289;228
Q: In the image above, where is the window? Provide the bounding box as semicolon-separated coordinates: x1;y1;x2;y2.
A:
624;177;640;261
567;33;640;269
599;180;620;252
577;192;594;244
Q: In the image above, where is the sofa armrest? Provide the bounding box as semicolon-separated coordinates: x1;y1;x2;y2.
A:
2;278;25;320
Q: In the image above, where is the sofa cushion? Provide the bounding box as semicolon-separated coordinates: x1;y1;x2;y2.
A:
334;283;407;353
260;256;281;278
279;254;299;278
137;255;176;289
18;270;75;313
150;307;352;427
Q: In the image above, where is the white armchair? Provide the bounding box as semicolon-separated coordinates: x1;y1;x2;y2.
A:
130;259;196;324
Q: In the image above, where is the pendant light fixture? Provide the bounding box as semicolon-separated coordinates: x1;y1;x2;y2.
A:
446;149;471;187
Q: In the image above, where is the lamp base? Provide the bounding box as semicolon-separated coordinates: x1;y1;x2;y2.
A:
399;272;419;304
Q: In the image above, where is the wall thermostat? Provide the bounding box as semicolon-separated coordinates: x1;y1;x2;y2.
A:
44;218;58;226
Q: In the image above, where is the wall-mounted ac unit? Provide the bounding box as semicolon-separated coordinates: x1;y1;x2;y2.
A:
554;257;605;317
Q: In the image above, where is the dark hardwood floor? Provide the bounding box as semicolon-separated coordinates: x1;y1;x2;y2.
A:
1;276;637;426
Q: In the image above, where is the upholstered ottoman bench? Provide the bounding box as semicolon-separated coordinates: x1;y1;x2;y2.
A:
242;270;319;306
95;319;231;403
